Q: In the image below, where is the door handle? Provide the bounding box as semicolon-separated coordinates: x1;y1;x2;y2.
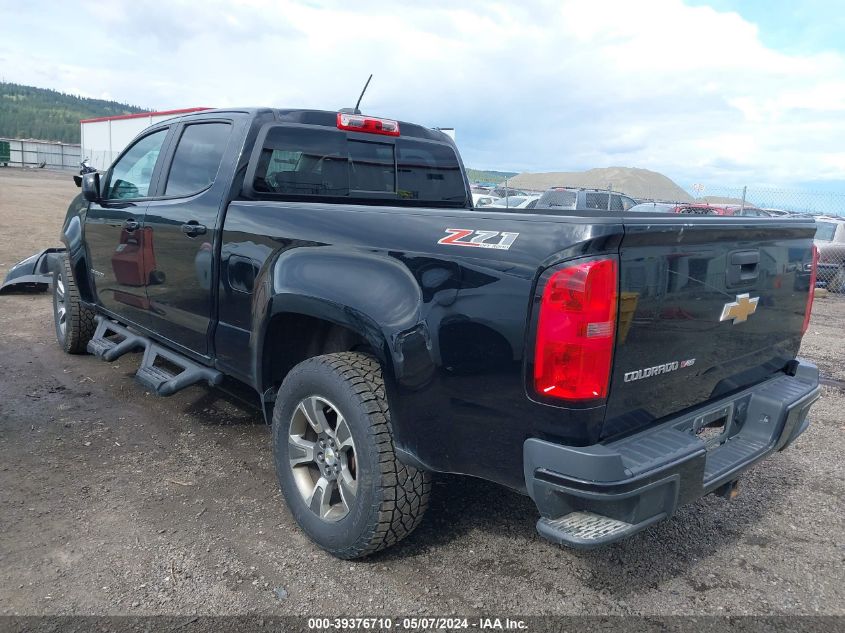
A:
181;221;207;237
123;219;140;232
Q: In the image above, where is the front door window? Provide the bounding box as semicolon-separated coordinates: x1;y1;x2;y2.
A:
106;129;169;199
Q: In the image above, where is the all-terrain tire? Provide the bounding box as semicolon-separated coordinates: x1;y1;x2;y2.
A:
272;352;431;559
53;254;96;354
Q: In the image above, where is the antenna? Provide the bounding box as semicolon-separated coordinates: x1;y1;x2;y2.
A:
353;74;373;115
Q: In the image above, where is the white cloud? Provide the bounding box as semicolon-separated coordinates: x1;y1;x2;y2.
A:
1;0;844;189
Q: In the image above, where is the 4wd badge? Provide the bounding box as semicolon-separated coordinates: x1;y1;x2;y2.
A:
438;229;519;250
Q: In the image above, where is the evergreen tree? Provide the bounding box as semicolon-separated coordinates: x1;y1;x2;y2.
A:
0;82;148;143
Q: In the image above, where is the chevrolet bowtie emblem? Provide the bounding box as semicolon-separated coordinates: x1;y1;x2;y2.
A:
720;293;759;324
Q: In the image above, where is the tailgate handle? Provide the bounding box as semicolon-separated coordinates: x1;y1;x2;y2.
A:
728;250;759;285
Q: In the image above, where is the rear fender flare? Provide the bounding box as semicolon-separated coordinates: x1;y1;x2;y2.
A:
254;247;428;395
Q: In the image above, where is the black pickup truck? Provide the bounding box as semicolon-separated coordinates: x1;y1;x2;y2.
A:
46;107;820;558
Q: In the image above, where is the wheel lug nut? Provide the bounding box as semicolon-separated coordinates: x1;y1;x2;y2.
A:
317;453;323;461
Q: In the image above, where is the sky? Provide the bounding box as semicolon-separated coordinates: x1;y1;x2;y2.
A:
1;0;844;192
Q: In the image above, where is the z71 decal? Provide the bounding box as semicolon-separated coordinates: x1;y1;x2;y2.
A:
438;229;520;250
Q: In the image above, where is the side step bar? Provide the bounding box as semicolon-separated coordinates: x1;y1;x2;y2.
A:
87;317;222;396
87;318;147;361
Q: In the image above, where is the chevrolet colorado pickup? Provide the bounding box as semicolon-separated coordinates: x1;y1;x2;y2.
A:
51;107;821;558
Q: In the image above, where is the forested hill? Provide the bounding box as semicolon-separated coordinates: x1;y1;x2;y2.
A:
0;83;147;143
464;169;519;184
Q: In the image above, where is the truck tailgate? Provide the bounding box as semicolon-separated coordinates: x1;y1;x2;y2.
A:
602;216;817;439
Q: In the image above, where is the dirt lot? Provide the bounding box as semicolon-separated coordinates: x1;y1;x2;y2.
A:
0;168;843;616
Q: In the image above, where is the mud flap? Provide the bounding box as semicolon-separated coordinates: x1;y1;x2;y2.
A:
0;248;66;293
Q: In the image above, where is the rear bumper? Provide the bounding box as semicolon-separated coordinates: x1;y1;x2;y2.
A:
524;360;821;548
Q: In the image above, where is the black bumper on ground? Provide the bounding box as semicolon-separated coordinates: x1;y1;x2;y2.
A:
524;360;821;548
0;247;64;293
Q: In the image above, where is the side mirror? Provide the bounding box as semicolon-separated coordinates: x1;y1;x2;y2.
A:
81;172;101;202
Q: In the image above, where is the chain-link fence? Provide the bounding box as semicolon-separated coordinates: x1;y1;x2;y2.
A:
662;186;845;298
682;185;844;217
490;179;845;299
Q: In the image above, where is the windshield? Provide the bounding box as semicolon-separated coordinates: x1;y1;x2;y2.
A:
815;221;838;241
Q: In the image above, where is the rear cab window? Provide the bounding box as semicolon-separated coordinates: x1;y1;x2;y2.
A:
248;122;467;207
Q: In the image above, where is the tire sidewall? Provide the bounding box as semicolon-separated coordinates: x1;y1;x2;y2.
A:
272;359;382;554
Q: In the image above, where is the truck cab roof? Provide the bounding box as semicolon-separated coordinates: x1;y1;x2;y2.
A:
160;107;456;144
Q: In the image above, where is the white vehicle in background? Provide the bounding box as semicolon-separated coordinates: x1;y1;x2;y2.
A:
472;192;497;207
814;216;845;292
489;195;541;209
490;195;528;208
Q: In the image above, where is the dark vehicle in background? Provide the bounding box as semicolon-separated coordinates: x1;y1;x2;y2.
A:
46;107;820;558
536;186;637;211
814;217;845;292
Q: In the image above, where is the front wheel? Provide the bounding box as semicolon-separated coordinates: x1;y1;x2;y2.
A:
52;255;96;354
272;352;431;559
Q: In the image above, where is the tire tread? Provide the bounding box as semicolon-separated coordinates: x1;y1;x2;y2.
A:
55;255;95;354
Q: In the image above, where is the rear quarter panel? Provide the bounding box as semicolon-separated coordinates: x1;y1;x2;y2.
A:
218;202;624;490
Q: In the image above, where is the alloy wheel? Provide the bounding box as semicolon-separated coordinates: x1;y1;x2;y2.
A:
55;272;67;337
288;395;358;522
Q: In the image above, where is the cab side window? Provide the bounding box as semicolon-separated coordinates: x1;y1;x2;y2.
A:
608;195;631;211
105;129;169;200
585;192;610;210
165;122;232;196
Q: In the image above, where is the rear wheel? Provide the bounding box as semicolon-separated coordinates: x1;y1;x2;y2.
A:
272;352;431;559
52;255;95;354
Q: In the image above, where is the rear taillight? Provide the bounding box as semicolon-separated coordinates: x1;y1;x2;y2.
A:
336;112;400;136
801;244;818;336
533;257;618;401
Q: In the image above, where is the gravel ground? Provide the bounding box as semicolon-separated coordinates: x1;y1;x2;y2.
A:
0;169;843;617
